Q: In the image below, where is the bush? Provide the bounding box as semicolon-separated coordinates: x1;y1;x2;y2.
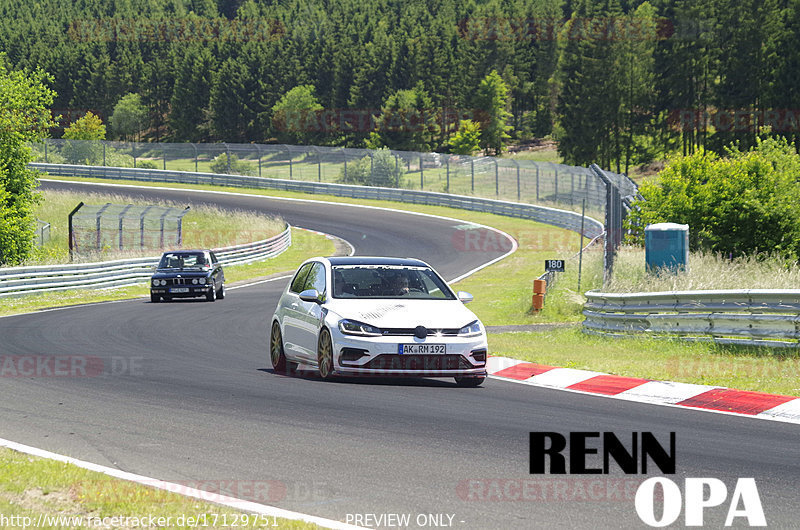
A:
210;153;255;176
136;160;158;170
626;137;800;259
337;147;404;187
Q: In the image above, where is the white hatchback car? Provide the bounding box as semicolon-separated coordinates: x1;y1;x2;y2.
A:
270;257;488;386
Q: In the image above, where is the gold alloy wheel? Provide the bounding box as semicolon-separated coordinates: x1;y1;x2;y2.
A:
317;329;333;380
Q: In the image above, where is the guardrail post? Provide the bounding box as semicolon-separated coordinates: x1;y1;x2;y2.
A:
535;164;540;201
494;159;499;196
395;154;400;187
68;202;84;262
513;160;520;201
176;206;190;246
224;143;231;174
159;208;170;249
192;143;198;172
369;151;374;185
255;144;262;178
554;167;559;201
95;203;111;252
445;156;450;193
44;141;48;163
140;205;154;249
420;154;424;189
118;204;134;250
470;158;474;193
103;143;106;166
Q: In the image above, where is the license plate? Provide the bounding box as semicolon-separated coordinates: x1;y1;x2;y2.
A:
170;287;189;293
398;344;446;354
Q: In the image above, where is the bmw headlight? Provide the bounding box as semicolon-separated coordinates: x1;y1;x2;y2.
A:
458;320;483;337
338;319;382;337
152;279;159;287
192;278;198;285
159;279;167;286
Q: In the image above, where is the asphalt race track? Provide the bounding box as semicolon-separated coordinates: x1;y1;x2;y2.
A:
1;180;798;528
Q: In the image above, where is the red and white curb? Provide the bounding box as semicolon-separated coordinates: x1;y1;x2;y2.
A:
487;357;800;425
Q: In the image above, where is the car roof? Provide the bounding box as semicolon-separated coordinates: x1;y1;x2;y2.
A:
161;249;210;254
325;256;430;267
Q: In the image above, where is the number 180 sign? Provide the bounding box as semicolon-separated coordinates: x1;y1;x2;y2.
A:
545;259;565;272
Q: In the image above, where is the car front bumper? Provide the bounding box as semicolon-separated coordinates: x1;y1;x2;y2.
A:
330;329;488;377
151;285;213;298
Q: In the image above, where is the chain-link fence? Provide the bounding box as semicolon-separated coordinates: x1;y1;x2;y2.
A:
31;139;637;212
68;202;190;257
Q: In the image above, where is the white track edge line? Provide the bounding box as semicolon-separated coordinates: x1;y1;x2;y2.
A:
40;178;517;284
0;437;364;530
487;374;800;425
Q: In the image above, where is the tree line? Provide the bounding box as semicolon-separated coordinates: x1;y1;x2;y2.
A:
1;0;797;171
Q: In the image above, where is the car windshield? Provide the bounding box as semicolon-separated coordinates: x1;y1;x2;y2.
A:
158;252;207;270
331;265;455;300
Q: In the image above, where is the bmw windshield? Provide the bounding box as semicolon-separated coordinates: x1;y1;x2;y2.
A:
157;252;208;270
331;265;455;300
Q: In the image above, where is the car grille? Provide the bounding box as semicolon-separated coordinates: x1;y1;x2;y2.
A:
379;328;461;337
361;354;472;371
163;278;203;286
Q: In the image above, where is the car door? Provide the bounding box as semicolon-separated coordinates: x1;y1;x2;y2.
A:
294;262;328;360
209;251;223;285
281;263;315;361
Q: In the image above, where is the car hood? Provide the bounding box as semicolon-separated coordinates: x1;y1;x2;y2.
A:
326;298;480;329
152;270;210;279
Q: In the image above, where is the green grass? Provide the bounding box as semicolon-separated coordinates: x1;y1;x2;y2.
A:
0;228;334;318
604;246;800;292
491;327;800;396
30;189;285;265
0;447;320;529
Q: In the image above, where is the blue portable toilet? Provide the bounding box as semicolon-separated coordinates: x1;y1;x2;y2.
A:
645;223;689;272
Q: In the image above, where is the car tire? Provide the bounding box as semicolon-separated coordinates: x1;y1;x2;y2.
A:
217;283;225;300
455;376;485;387
270;322;288;372
150;293;159;303
162;295;172;302
317;328;334;381
206;282;217;302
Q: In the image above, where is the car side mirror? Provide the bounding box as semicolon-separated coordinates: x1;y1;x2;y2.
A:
457;291;474;304
299;289;323;303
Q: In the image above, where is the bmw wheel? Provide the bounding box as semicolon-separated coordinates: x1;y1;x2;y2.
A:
270;322;288;372
317;328;334;380
217;283;225;300
150;293;160;303
455;376;485;387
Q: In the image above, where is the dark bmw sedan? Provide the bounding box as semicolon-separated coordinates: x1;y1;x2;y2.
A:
150;250;225;302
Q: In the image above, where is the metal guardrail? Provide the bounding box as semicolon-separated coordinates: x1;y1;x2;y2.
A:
0;225;291;297
583;290;800;348
30;163;605;239
31;139;638;212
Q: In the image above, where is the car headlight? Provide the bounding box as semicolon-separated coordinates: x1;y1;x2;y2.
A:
152;279;159;287
458;320;483;337
192;278;198;285
159;279;167;286
338;319;382;336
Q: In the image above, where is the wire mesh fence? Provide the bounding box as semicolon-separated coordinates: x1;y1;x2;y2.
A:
69;202;190;256
30;139;638;212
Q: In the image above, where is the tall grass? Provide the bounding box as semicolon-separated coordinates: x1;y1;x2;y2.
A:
27;190;284;265
603;246;800;292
